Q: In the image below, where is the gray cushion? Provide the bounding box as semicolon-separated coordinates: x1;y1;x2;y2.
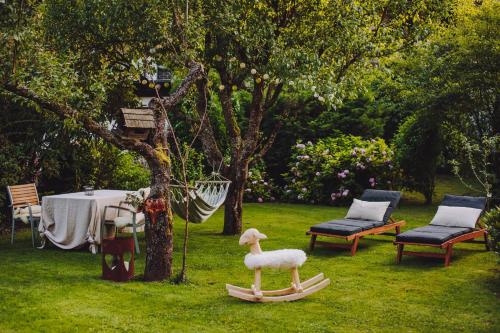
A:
441;194;487;210
360;190;400;223
310;219;385;236
360;189;401;208
396;225;472;245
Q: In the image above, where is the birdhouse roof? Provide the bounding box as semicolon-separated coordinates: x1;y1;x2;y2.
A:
120;108;155;129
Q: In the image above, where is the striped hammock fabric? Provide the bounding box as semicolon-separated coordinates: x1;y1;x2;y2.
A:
170;180;231;223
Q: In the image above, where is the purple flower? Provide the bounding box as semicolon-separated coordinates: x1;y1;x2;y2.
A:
360;148;366;155
343;169;349;174
351;150;357;156
263;182;268;186
369;177;375;183
257;197;263;203
331;193;337;201
302;187;308;193
342;189;350;197
315;172;321;176
366;157;372;162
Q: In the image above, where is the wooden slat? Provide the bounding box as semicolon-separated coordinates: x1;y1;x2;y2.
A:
9;187;36;193
12;195;39;203
9;184;36;190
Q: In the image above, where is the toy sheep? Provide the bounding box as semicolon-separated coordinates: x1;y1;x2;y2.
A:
226;228;330;302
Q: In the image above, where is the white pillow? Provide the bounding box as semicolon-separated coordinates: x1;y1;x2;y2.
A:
430;205;482;228
345;199;390;222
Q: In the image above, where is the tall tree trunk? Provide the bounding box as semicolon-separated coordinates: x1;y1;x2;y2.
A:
143;162;174;281
223;157;249;235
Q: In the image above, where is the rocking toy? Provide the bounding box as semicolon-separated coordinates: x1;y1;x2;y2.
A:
226;228;330;302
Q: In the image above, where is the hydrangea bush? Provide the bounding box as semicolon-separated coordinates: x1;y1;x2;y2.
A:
283;135;396;204
244;162;277;203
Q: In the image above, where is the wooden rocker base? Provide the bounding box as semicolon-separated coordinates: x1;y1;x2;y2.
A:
226;273;330;302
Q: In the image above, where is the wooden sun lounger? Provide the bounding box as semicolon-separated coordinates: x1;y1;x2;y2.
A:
394;194;488;267
394;228;488;267
307;217;405;256
307;189;404;256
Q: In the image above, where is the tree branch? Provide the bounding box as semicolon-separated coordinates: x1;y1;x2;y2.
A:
3;83;156;159
161;61;204;108
194;79;224;166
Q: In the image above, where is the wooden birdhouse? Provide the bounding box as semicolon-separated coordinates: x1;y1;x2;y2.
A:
118;108;155;141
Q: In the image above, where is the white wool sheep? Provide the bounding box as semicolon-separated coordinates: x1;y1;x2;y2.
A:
244;249;307;270
239;228;307;270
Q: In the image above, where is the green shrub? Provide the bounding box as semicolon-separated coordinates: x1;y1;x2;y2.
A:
483;206;500;256
393;111;442;204
283;135;396;204
244;161;278;203
110;152;151;190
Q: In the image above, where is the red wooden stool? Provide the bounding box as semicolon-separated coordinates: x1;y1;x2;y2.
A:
102;237;135;282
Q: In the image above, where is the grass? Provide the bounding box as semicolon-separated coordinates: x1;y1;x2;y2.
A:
0;176;499;333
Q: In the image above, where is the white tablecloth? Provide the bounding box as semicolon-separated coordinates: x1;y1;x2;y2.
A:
39;190;129;253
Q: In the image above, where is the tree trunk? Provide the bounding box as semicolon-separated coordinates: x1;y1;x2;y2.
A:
223;157;249;235
143;162;174;281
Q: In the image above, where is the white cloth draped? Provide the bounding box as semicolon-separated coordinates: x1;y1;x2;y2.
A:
39;190;128;252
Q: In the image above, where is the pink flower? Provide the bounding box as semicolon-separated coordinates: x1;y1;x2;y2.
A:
331;193;337;201
342;189;350;197
315;172;321;176
302;187;307;193
343;169;349;174
257;197;263;203
369;178;375;183
360;148;366;155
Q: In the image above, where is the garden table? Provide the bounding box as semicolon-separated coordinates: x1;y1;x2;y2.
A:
38;190;129;254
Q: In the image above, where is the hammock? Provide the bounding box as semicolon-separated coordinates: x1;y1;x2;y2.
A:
170;174;231;223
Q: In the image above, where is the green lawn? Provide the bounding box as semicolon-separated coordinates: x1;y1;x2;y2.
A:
1;178;499;333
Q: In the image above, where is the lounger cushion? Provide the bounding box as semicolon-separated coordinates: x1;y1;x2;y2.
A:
360;189;401;208
396;225;472;245
360;190;401;223
430;205;482;228
310;219;385;236
345;199;390;222
441;194;487;210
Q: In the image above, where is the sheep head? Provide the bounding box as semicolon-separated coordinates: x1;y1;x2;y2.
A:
239;228;267;246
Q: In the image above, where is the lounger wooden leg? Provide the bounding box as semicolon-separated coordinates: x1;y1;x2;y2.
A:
395;225;401;235
252;268;263;299
309;235;317;252
396;244;404;264
351;236;360;256
484;231;490;251
444;245;453;267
